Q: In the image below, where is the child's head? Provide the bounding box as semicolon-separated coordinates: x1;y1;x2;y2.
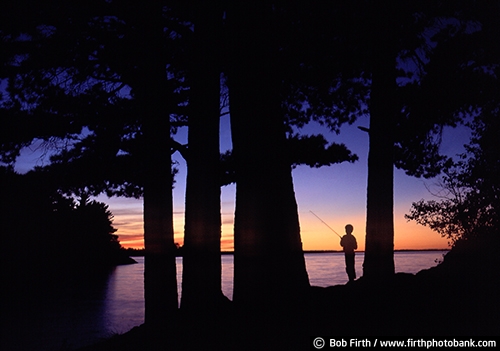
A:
345;224;353;234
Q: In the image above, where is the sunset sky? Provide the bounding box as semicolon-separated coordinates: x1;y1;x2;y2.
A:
13;111;471;251
89;114;470;252
10;109;469;251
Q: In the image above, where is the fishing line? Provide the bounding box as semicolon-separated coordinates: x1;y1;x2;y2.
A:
309;210;342;239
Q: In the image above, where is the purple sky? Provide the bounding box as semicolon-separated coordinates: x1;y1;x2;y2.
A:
100;114;470;250
13;114;470;250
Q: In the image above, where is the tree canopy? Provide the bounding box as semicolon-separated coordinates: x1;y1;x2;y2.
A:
1;166;133;291
406;109;500;245
1;1;499;333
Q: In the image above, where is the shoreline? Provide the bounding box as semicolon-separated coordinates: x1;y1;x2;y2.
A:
79;235;499;350
126;248;450;257
301;248;450;254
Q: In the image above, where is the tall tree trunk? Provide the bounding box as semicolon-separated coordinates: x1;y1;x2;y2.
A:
181;3;225;311
137;3;178;331
226;2;309;312
363;6;397;279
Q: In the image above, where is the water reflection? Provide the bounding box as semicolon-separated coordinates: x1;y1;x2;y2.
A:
103;259;144;335
2;269;113;351
2;251;445;351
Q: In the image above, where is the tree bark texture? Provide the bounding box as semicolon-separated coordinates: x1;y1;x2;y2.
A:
181;2;226;311
362;5;397;279
226;2;310;312
137;2;178;330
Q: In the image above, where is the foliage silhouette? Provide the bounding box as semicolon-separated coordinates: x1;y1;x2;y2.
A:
406;111;500;245
0;1;185;331
1;167;133;293
290;1;500;278
1;3;499;345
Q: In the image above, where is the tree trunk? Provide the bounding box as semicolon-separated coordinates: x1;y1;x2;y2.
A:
362;6;397;279
226;2;309;312
137;3;178;331
181;3;226;311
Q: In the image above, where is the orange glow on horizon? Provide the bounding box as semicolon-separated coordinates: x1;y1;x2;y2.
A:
299;212;449;251
117;212;449;251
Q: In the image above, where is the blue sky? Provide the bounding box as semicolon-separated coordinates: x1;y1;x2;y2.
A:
13;113;471;250
100;114;469;250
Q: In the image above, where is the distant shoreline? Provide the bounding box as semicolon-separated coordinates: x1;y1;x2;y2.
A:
126;248;450;257
301;248;450;254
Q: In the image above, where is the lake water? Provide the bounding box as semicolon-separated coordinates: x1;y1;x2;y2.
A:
3;251;446;351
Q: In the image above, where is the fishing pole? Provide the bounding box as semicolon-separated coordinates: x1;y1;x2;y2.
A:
309;210;342;239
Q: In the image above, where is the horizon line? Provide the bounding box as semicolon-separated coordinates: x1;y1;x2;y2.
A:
124;248;450;254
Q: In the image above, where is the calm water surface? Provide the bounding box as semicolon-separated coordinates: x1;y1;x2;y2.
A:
4;251;446;351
